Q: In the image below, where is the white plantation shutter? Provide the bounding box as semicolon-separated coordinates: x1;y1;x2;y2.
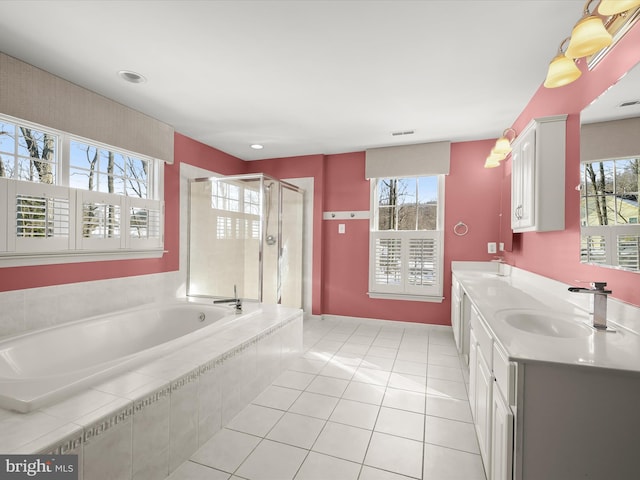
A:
7;180;75;253
370;230;443;299
581;226;640;271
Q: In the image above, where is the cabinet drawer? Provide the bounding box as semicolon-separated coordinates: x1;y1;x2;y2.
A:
470;305;493;368
493;342;516;406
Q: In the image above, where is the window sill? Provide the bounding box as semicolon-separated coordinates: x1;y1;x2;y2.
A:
367;292;444;303
0;249;166;268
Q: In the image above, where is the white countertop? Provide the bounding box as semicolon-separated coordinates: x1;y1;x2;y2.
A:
452;262;640;375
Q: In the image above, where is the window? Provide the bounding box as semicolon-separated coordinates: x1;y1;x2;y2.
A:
369;176;445;301
0;113;163;265
580;158;640;271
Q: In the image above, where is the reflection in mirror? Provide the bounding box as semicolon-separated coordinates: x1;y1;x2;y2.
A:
580;63;640;272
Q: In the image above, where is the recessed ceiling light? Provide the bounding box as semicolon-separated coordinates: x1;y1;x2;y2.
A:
118;70;146;84
250;144;264;150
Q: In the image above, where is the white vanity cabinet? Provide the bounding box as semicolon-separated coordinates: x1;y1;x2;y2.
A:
451;274;471;364
469;304;516;480
511;115;566;232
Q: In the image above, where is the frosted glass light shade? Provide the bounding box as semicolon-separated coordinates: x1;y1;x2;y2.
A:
598;0;640;15
544;54;582;88
494;136;513;155
566;15;613;58
484;156;501;168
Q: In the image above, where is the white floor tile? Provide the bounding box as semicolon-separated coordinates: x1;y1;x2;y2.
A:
235;439;307;480
425;395;473;423
288;357;327;375
191;429;260;474
382;387;426;414
331;352;365;367
346;335;375;346
318;362;356;380
375;407;424;441
273;370;316;391
425;416;480;454
312;421;372;463
372;337;401;349
426;378;469;401
392;359;428;377
226;404;284;437
387;372;427;394
353;367;391;386
423;443;486;480
266;412;326;449
339;343;370;355
252;385;301;411
288;392;340;419
342;381;386;405
167;461;230;480
427;364;465;383
367;346;398;359
329;398;379;430
428;353;462;369
305;375;349;397
395;350;428;363
359;465;416;480
360;355;395;372
364;432;423;479
429;344;459;357
294;452;361;480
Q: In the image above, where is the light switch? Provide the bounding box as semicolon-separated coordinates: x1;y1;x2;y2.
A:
488;242;497;254
338;223;346;234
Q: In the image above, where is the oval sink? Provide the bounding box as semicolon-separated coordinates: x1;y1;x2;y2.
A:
495;309;591;338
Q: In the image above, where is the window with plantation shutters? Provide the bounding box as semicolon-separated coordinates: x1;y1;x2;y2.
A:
369;176;444;302
0;113;164;266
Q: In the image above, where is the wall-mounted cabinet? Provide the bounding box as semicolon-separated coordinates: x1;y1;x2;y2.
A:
511;115;567;233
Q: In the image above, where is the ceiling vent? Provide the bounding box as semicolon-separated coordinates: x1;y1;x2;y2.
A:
391;130;415;136
619;100;640;107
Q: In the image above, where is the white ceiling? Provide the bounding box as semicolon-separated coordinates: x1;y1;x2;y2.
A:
0;0;600;161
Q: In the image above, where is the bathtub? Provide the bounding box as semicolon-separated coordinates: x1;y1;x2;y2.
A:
0;299;254;413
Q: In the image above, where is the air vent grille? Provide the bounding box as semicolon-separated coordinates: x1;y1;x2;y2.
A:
391;130;415;136
619;100;640;108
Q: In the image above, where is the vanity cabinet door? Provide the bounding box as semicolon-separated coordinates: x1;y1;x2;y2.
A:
491;381;514;480
475;348;493;478
468;327;478;419
451;280;462;353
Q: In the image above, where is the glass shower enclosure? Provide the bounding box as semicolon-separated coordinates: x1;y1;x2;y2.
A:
187;174;304;308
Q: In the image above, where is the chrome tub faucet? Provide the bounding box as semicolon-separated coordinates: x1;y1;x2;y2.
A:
214;285;243;312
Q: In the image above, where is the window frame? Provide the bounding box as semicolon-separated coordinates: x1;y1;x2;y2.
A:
368;175;445;302
0;113;164;267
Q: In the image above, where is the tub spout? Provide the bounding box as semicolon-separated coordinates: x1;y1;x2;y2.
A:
213;285;242;312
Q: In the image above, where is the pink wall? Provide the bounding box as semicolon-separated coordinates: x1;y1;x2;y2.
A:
504;22;640;307
248;145;502;324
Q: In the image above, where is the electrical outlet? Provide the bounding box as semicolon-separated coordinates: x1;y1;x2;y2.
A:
338;223;345;234
488;242;497;254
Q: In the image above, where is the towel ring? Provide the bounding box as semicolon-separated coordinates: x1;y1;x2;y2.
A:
453;221;469;236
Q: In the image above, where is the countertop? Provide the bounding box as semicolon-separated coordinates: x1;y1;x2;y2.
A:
452;262;640;375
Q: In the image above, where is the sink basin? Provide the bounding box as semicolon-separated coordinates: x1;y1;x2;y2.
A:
495;309;592;338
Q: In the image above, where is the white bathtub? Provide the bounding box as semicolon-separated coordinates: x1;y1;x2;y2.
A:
0;299;253;413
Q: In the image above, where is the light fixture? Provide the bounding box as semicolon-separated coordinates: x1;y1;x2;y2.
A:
566;0;613;58
493;128;517;156
118;70;146;84
544;38;582;88
250;144;264;150
484;149;506;169
598;0;640;16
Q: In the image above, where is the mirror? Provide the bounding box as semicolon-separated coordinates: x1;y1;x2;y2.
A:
499;171;513;252
580;62;640;272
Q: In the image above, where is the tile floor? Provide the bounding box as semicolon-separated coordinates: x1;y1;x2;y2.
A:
168;317;486;480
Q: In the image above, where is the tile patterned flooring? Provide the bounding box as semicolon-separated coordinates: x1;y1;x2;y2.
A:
168;317;486;480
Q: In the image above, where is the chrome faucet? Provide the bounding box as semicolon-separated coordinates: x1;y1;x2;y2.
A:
568;282;613;331
213;285;242;313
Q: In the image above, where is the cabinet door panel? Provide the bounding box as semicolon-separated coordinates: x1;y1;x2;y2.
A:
476;349;493;477
491;382;514;480
468;327;478;419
